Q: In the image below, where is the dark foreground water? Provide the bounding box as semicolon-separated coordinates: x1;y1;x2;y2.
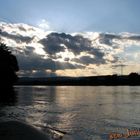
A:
0;86;140;140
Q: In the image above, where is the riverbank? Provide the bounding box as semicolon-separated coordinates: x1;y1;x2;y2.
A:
15;74;140;86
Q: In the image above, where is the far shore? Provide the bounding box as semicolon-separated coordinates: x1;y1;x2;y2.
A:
15;74;140;86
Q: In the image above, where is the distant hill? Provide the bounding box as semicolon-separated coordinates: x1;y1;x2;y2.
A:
15;73;140;86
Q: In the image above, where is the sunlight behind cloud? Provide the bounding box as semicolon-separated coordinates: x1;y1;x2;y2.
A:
55;44;75;62
1;21;140;76
30;43;46;56
38;19;50;31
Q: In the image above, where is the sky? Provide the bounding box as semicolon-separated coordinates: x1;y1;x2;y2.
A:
0;0;140;77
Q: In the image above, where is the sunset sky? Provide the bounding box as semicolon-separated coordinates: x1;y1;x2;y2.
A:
0;0;140;77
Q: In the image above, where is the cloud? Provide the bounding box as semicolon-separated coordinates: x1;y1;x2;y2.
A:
38;19;50;31
39;32;92;55
98;33;121;46
98;32;140;47
1;22;140;76
72;54;106;65
0;29;33;43
16;50;84;73
39;32;108;65
39;33;66;55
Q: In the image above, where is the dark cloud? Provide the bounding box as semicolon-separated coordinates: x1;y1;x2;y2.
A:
64;58;70;61
126;35;140;41
72;56;95;65
39;32;108;66
39;33;65;55
16;52;84;72
24;46;35;55
0;29;33;43
98;33;121;46
71;47;107;65
18;26;27;32
89;48;105;59
100;33;120;39
3;22;140;76
39;32;91;55
72;55;106;65
17;25;35;32
98;33;140;46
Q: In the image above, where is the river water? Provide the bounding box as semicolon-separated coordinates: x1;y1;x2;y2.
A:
0;86;140;140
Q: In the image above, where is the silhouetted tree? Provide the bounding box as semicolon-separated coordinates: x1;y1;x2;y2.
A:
129;72;139;77
0;43;19;87
0;87;17;106
128;72;139;85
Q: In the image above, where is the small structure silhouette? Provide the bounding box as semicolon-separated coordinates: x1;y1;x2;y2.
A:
0;43;19;87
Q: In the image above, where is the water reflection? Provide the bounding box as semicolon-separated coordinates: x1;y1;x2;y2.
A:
15;86;34;106
1;86;140;140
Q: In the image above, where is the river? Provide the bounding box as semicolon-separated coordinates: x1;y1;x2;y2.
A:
0;86;140;140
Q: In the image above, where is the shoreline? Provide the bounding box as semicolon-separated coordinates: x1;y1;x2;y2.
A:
15;75;140;86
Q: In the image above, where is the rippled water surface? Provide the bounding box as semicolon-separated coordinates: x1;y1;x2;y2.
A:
0;86;140;140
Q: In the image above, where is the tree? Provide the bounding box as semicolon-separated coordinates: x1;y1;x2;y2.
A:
0;43;19;87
